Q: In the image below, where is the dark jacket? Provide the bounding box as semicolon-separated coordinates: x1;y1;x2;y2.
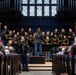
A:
19;41;28;55
34;31;42;44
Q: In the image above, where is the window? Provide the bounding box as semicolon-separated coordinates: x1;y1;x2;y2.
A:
37;6;42;16
22;6;28;16
51;6;57;16
21;0;57;17
29;6;35;16
44;0;49;4
22;0;28;4
44;6;49;16
37;0;42;4
29;0;35;4
51;0;57;4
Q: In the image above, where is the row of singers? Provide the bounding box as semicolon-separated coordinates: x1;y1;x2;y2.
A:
1;25;75;46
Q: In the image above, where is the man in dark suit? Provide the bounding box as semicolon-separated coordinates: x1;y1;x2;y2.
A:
19;36;29;71
68;28;74;45
2;25;9;46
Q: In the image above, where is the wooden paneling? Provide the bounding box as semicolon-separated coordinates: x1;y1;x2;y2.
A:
0;0;10;12
68;0;76;11
57;0;76;12
0;0;21;12
57;0;64;11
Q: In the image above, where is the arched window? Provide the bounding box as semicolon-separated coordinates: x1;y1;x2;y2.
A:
21;0;57;17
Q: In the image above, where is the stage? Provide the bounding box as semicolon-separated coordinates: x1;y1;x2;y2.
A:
28;62;52;71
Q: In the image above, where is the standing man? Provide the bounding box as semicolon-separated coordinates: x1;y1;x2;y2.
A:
34;28;42;56
19;36;29;71
2;25;9;46
68;28;74;45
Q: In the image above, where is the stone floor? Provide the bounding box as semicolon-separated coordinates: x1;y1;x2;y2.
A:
20;71;53;75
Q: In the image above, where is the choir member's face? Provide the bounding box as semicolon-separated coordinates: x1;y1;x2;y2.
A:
42;32;45;35
21;36;25;41
46;31;50;35
54;35;57;38
8;40;12;44
17;32;19;35
55;29;58;32
9;31;12;34
29;34;33;38
60;34;62;37
21;28;24;32
51;32;54;36
37;28;40;32
4;26;7;30
29;28;31;31
14;34;17;38
25;32;28;35
46;36;49;40
61;29;65;32
64;35;66;39
69;29;72;32
13;30;15;33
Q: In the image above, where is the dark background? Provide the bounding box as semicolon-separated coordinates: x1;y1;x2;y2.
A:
0;0;76;32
